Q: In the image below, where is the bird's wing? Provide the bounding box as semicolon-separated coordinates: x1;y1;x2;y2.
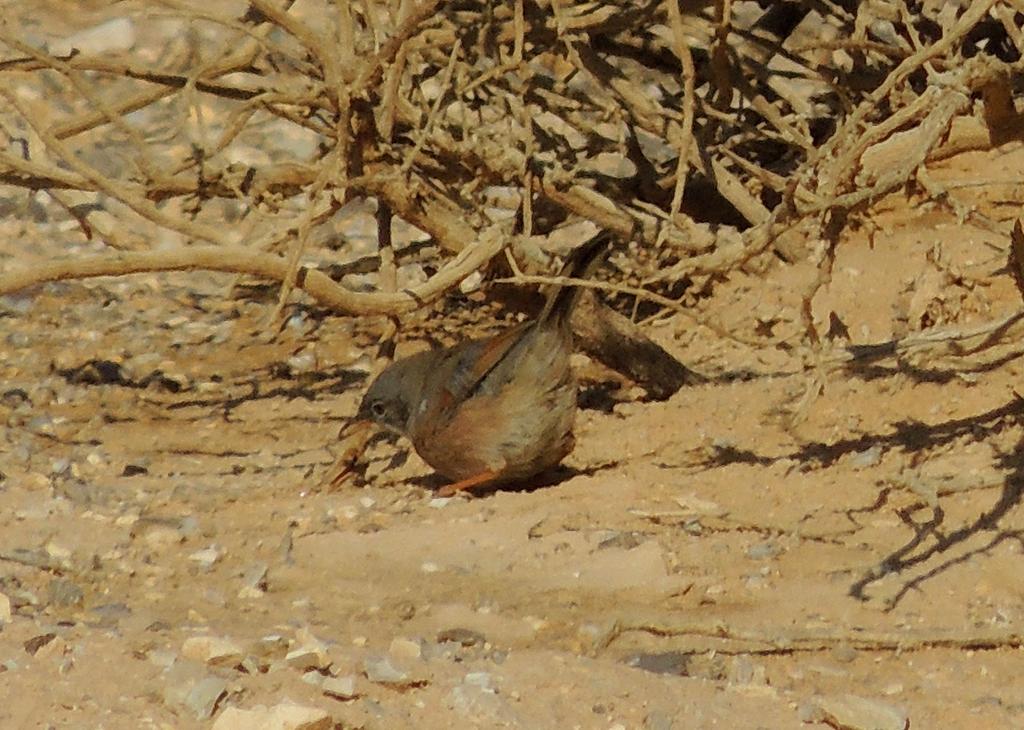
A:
417;323;529;429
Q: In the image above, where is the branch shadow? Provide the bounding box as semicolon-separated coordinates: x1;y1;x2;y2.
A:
694;395;1024;609
846;435;1024;609
701;397;1024;471
163;364;367;419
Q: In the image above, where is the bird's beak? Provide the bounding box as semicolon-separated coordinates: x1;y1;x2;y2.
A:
338;416;374;440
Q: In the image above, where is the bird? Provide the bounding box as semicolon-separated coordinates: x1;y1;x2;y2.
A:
351;234;611;497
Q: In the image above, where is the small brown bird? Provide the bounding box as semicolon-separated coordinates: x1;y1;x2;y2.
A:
352;235;609;496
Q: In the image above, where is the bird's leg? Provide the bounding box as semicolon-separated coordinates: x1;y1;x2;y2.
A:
437;469;500;497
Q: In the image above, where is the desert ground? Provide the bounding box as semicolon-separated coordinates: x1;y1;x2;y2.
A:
4;3;1024;730
3;145;1024;729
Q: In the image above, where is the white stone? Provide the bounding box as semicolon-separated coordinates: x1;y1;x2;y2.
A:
287;628;330;670
0;592;11;623
181;636;244;667
52;18;136;56
144;526;183;550
464;672;494;690
388;637;422;661
301;670;324;687
212;702;332;730
147;649;177;669
363;655;410;685
286;648;325;671
322;675;359;700
189;547;222;569
811;694;909;730
185;676;228;719
45;541;72;561
674;493;727;517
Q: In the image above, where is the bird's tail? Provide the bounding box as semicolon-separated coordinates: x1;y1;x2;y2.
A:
538;231;613;328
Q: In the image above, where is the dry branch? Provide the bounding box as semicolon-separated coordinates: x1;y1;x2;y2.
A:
1;1;1022;394
0;239;505;316
601;616;1024;655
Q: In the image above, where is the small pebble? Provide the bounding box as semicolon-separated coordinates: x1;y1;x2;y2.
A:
185;676;228;720
47;578;84;608
831;644;859;664
51;17;136;56
181;636;244;668
286;647;326;672
287;351;316;373
363;655;414;686
178;516;201;537
24;633;57;656
189;546;222;570
241;562;269;593
464;671;494;691
806;693;909;730
436;627;486;647
322;675;359;700
45;542;73;562
727;655;767;686
301;670;324;687
644;711;675;730
148;649;178;669
388;637;422;662
249;635;289;661
212;702;332;730
745;541;781;560
35;636;68;660
850;445;883;469
627;651;690;676
142;526;184;550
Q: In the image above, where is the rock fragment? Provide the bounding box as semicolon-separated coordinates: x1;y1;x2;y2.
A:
286;647;326;672
185;676;228;720
388;636;423;661
286;627;331;671
322;675;360;701
436;627;486;647
47;578;84;607
51;17;137;56
803;694;909;730
212;702;332;730
239;562;269;598
24;633;57;656
362;654;426;687
363;655;408;685
189;546;222;571
182;636;244;668
644;711;675;730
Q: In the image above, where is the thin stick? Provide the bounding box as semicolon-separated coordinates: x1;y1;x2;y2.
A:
601;617;1024;655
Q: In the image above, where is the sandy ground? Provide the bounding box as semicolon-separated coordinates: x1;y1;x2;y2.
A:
3;142;1024;729
4;5;1024;730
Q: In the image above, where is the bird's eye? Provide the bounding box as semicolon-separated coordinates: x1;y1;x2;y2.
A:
370;401;386;417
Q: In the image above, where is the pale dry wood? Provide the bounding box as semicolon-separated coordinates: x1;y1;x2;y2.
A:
0;0;1019;395
0;237;506;316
